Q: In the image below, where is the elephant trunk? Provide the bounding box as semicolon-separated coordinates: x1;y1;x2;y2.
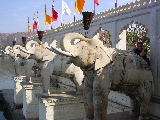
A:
61;33;88;56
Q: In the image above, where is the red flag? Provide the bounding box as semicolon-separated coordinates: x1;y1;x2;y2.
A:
33;21;37;30
52;8;58;21
94;0;99;6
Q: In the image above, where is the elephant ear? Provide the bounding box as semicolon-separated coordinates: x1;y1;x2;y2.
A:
26;40;39;54
5;46;12;54
50;40;57;48
95;47;112;71
42;42;56;61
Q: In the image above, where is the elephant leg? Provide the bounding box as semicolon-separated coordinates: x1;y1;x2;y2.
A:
93;78;109;120
137;81;152;120
93;68;111;120
72;72;84;95
24;59;34;83
41;61;52;96
128;94;140;117
14;58;20;76
83;77;94;120
14;61;19;76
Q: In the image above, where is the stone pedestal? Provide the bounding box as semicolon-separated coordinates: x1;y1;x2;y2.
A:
21;80;73;120
37;91;85;120
22;82;43;120
149;97;160;119
13;76;26;108
13;76;41;108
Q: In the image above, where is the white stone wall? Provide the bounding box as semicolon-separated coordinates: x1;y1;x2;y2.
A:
33;0;160;97
26;0;160;118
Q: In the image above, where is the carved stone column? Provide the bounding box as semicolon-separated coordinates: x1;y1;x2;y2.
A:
148;7;160;119
22;83;43;120
21;82;59;120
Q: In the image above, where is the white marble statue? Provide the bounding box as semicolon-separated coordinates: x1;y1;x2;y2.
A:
5;46;23;76
24;40;84;96
12;45;40;82
50;33;153;120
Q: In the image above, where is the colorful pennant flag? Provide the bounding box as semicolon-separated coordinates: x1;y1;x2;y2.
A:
33;21;38;30
45;14;52;25
94;0;99;6
28;17;32;32
75;0;85;13
62;0;71;15
52;8;58;21
33;14;38;31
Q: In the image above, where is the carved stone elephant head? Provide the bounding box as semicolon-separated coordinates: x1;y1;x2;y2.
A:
13;45;30;59
5;45;24;76
5;46;17;58
50;33;153;120
25;40;55;61
12;44;39;82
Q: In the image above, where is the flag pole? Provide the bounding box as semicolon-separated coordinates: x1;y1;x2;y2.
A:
115;0;117;8
37;11;39;31
51;0;55;29
74;0;76;22
28;16;29;33
74;13;76;22
33;14;35;32
45;4;46;31
61;0;63;26
94;0;96;15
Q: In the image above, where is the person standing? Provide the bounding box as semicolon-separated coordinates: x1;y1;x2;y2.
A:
134;42;150;65
131;40;138;53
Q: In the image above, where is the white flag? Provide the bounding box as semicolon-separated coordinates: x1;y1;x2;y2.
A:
62;0;71;15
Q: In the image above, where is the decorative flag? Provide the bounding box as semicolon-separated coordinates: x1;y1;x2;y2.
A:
62;0;71;15
75;0;85;13
28;17;32;32
45;14;52;25
33;21;38;30
28;25;32;32
52;8;58;21
33;14;38;30
94;0;99;6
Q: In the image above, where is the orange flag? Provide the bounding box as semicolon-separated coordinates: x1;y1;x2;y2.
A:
75;0;85;13
45;14;52;25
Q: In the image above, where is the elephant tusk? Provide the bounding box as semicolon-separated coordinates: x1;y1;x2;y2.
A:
46;46;73;57
8;48;16;54
18;47;31;54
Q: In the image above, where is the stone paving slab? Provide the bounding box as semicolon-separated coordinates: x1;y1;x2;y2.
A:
2;89;154;120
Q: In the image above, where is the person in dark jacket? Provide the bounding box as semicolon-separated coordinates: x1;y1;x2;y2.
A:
134;42;150;65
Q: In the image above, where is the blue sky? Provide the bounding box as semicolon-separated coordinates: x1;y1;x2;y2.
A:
0;0;136;33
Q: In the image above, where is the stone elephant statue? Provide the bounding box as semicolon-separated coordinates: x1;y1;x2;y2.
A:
50;33;153;120
5;46;23;76
12;44;40;82
25;40;84;96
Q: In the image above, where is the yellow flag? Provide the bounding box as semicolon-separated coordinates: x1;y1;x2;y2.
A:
75;0;85;13
28;24;32;32
45;14;52;25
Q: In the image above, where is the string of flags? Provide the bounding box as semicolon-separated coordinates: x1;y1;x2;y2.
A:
27;0;102;32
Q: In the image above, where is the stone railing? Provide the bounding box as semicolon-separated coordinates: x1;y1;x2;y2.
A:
28;0;159;39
